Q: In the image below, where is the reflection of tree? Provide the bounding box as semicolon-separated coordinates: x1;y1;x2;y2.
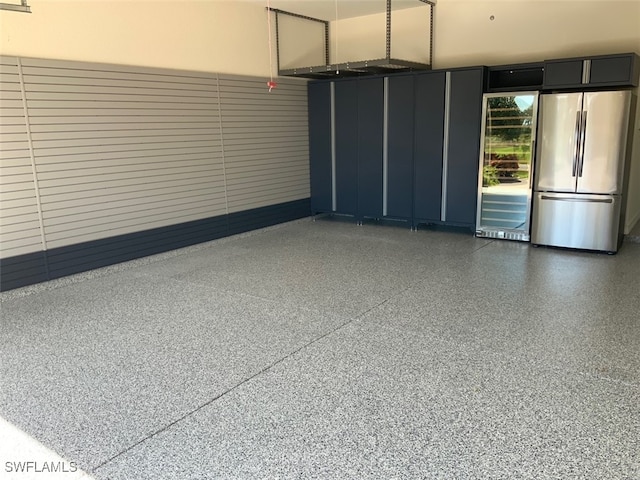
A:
488;97;532;143
485;96;534;181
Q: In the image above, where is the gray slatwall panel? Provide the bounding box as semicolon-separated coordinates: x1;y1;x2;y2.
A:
43;192;226;224
218;74;309;213
29;122;217;133
38;171;225;195
21;60;227;249
228;189;311;212
35;148;221;166
22;75;217;91
2;56;310;258
28;108;219;117
1;221;41;235
36;164;220;184
41;177;225;203
0;56;43;259
1;181;36;194
43;187;227;215
1;235;42;255
26;87;220;98
36;154;223;171
224;147;309;158
27;116;218;125
45;204;227;249
0;213;40;228
34;141;221;159
33;132;219;145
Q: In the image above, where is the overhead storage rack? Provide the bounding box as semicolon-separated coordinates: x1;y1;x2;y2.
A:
268;0;435;79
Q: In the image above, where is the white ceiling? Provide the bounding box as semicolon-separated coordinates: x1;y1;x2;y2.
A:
254;0;429;21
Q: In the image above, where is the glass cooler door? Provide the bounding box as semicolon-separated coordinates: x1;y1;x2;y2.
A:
476;92;539;241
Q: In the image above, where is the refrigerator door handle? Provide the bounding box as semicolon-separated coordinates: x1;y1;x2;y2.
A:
572;111;581;177
540;195;613;204
529;139;535;189
578;111;588;177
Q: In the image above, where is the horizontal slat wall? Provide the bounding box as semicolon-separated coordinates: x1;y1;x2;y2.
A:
0;56;43;259
218;75;310;213
20;57;227;250
1;56;311;291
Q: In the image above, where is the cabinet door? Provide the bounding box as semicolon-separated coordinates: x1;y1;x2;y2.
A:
590;54;638;86
445;68;484;226
387;75;414;220
543;54;639;89
543;59;583;88
413;72;446;223
334;80;359;215
357;77;384;219
308;81;333;214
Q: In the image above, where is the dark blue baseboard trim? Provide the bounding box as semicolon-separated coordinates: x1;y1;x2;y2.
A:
0;198;311;292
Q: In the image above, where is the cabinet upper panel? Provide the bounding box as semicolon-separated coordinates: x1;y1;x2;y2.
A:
543;60;584;88
543;53;639;90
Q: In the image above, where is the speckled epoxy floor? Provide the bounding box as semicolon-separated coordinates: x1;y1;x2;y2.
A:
1;218;639;479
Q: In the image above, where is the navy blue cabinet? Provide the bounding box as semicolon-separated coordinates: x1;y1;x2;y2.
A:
386;75;416;221
445;68;485;226
356;77;384;220
309;78;383;220
308;82;332;214
543;53;640;89
413;72;446;225
334;80;359;216
307;67;484;231
413;68;484;229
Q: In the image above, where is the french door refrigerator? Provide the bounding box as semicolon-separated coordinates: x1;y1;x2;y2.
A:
531;90;633;253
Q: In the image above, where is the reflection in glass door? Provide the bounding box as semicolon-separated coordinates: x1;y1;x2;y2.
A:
476;92;539;241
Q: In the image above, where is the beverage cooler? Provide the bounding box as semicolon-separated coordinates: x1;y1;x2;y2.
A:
476;92;539;241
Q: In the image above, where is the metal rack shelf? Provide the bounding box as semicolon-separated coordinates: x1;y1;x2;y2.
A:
279;58;432;79
269;0;434;79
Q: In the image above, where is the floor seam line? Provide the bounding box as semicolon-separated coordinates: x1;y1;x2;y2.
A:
91;312;363;473
165;274;347;320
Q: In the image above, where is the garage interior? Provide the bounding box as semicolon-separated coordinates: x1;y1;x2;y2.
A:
1;1;640;478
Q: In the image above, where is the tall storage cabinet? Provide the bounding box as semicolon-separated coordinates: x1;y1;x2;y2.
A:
356;78;384;220
309;78;384;220
444;68;485;226
413;72;446;225
307;67;485;231
387;75;417;221
308;82;332;215
334;80;359;216
414;68;485;228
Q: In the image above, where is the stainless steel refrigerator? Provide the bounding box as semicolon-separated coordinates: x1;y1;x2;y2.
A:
531;90;633;253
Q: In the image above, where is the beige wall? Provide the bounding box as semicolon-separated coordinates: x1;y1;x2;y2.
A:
434;0;640;69
2;0;640;231
0;0;275;77
2;1;637;76
329;5;433;65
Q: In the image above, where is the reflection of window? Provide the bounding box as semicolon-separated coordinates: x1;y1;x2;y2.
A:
0;0;31;13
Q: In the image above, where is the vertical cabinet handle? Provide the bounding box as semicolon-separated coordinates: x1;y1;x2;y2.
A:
441;71;452;222
581;59;592;84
